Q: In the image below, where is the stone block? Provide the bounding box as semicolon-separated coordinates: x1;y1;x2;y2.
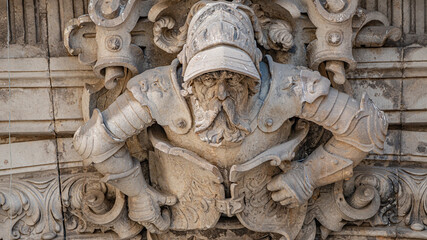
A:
402;111;427;126
0;121;55;135
52;87;83;120
57;137;83;169
403;79;427;110
0;88;53;121
350;79;401;111
54;119;84;134
401;131;427;157
0;140;58;175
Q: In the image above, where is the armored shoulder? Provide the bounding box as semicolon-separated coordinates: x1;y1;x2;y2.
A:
258;56;330;133
127;59;192;134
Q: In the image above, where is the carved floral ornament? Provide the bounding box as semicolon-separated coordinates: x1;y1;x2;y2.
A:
56;0;407;239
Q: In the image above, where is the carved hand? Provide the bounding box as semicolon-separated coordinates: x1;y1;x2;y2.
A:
128;186;177;233
267;162;314;208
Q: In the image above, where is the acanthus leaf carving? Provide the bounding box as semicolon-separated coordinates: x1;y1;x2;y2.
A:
0;172;145;240
397;169;427;231
0;177;62;240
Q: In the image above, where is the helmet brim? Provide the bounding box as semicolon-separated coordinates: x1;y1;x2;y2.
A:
183;45;260;82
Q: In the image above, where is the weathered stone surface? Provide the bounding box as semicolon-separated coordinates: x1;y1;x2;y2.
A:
57;137;83;169
350;79;401;110
403;79;427;110
53;88;83;119
401;131;427;158
2;0;427;239
0;140;57;174
0;88;53;121
0;171;65;239
66;1;393;239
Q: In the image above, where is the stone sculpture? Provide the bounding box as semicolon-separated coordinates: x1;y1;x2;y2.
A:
66;0;399;239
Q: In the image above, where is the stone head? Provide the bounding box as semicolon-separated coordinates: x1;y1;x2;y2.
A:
177;1;264;146
182;69;258;146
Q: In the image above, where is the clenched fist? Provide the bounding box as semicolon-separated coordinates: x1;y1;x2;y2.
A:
267;162;314;208
128;186;177;233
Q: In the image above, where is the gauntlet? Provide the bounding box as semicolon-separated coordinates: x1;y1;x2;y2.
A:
267;144;353;207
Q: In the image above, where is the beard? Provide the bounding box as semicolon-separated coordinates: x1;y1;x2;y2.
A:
182;70;259;146
191;96;251;146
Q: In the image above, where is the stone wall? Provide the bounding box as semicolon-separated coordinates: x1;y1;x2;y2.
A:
1;0;427;239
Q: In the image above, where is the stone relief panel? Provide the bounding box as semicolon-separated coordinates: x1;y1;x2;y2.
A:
65;0;395;239
0;171;63;240
2;0;427;239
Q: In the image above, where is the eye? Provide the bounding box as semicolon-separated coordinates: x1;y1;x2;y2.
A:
228;77;241;87
202;77;216;87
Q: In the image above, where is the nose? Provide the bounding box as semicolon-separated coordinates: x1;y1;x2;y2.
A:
217;81;227;101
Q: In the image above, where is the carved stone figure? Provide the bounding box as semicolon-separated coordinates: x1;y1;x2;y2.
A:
70;1;389;239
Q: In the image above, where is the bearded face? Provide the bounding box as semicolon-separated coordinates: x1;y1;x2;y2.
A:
182;71;259;146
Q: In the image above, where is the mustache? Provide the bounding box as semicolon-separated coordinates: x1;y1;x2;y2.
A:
194;99;221;133
194;97;251;134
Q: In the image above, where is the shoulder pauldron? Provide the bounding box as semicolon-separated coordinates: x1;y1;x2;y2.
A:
127;59;192;134
258;56;330;133
258;56;301;133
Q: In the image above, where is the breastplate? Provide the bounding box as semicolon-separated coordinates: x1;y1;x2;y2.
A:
147;120;310;239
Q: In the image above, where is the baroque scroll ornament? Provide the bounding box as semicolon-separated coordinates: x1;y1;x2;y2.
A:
64;0;401;239
3;168;427;239
0;173;141;239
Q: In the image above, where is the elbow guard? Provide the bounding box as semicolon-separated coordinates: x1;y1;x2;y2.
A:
102;91;153;140
73;109;125;166
301;89;388;154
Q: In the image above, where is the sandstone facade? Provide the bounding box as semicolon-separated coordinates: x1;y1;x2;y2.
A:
1;1;427;240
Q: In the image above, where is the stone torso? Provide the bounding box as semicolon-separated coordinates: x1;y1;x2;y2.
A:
163;115;293;169
146;58;297;195
163;116;294;193
142;59;311;232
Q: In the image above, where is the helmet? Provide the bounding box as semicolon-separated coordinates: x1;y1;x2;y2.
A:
180;1;262;82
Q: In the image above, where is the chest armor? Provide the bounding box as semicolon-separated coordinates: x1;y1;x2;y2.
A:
148;121;309;240
131;56;311;239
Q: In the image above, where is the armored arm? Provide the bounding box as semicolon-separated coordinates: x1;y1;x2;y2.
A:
299;87;388;188
73;88;155;201
74;61;192;166
74;88;178;232
286;68;387;185
73;90;153;167
267;68;387;207
73;89;154;196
